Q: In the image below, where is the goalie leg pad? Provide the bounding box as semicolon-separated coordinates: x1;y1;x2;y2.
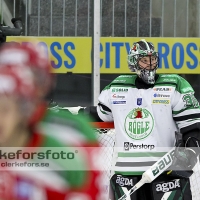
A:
151;175;192;200
109;174;192;200
109;174;152;200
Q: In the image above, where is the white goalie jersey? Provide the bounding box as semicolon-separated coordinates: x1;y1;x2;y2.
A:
97;74;200;175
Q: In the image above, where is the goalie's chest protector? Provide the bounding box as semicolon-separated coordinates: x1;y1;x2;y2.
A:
109;78;178;175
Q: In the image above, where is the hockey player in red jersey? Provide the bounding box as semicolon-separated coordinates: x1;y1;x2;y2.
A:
0;65;70;200
0;42;103;200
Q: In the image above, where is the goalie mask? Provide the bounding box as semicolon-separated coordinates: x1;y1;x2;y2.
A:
127;39;159;84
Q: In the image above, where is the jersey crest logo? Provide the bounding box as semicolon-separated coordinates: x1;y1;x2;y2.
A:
124;108;154;140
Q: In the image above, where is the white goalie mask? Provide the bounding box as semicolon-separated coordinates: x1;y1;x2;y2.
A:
127;39;159;84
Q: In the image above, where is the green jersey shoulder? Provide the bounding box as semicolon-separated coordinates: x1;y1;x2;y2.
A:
103;74;137;91
156;74;194;94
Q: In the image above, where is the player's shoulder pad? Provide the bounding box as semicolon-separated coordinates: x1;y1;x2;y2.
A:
103;74;137;91
156;74;194;94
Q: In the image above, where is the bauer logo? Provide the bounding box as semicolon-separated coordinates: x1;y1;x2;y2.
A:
124;142;155;151
151;150;175;177
155;179;180;193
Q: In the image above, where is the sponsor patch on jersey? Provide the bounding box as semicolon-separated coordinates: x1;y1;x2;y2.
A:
111;88;128;92
113;80;126;83
153;93;171;98
118;75;133;78
137;98;142;105
153;87;172;92
112;94;126;99
116;175;134;187
112;101;126;105
124;142;155;151
152;99;170;104
155;179;181;193
124;108;154;140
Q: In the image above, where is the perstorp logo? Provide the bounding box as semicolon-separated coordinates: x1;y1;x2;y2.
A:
124;142;155;151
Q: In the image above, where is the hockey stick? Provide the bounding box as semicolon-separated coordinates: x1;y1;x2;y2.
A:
118;148;175;200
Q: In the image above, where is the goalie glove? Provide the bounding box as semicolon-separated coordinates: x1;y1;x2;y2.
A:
167;135;200;178
167;145;196;178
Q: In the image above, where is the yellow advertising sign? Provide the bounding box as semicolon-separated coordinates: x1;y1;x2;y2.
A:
7;37;200;74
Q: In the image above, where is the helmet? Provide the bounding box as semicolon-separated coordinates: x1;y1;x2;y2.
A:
0;42;53;96
0;65;37;118
127;39;159;84
0;65;36;99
